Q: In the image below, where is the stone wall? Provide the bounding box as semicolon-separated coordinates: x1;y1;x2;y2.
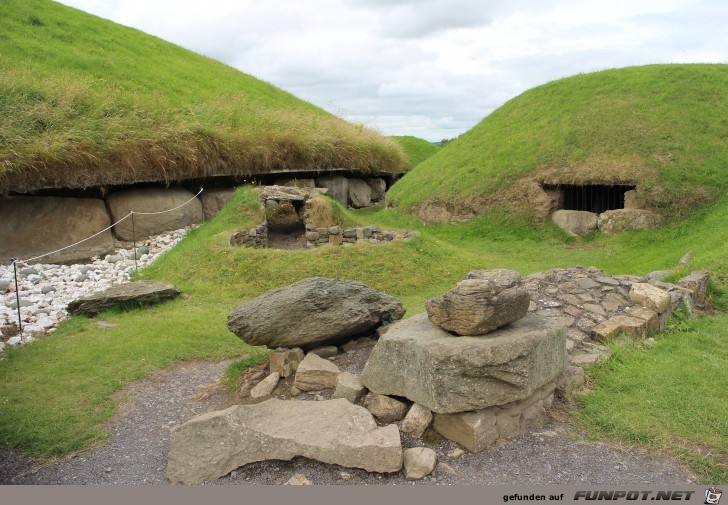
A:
229;223;268;248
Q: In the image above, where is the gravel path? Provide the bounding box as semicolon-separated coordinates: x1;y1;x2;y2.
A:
0;352;695;486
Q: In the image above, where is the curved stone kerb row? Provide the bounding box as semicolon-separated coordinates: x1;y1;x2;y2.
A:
227;277;405;349
166;398;403;484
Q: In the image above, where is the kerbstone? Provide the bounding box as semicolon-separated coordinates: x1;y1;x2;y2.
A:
67;281;180;316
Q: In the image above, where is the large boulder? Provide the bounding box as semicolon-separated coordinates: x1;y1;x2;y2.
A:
348;179;373;208
359;313;567;414
200;188;235;220
106;188;203;241
67;281;180;316
551;210;598;236
227;277;405;349
166;398;403;484
0;196;115;264
315;176;349;207
597;209;663;233
425;269;529;335
366;178;387;201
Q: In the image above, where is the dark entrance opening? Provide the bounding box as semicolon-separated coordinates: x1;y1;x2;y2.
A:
543;184;635;214
266;199;308;250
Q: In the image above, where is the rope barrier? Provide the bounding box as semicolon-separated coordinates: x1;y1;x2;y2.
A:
3;187;205;334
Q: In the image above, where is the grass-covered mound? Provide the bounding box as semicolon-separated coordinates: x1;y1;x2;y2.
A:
0;0;407;194
389;64;728;221
390;135;440;168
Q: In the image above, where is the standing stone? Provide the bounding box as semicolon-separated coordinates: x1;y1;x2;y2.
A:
315;176;349;207
200;188;235;220
348;179;373;208
107;188;203;241
677;270;709;308
332;372;367;404
366;178;387;201
425;269;530;336
227;277;405;349
250;372;281;399
403;447;437;480
293;353;341;391
362;393;409;423
166;398;403;484
360;313;567;413
269;348;305;378
0;196;115;264
399;404;433;437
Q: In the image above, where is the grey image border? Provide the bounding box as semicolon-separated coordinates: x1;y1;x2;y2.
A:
1;485;719;505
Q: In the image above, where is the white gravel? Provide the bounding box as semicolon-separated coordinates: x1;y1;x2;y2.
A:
0;228;190;351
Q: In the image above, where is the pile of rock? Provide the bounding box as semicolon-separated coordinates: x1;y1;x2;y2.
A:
362;269;566;452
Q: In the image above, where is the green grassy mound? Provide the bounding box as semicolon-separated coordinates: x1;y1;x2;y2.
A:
390;135;440;167
0;0;407;193
389;64;728;221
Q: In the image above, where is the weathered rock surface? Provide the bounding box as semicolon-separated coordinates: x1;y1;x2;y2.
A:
107;188;203;241
332;372;367;404
366;178;387;201
598;209;663;233
315;176;349;207
0;196;115;264
268;348;305;378
425;269;530;336
66;281;180;316
399;404;433;438
293;353;341;391
348;179;373;208
551;210;598;236
227;277;405;349
629;283;671;314
362;393;409;423
200;188;235;220
527;183;564;221
250;372;280;399
403;447;437;480
678;270;709;308
360;313;567;413
166;398;403;484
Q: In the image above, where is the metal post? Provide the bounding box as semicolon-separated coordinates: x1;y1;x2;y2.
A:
131;212;138;273
11;258;22;333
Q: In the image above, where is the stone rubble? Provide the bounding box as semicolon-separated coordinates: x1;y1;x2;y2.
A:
0;227;190;354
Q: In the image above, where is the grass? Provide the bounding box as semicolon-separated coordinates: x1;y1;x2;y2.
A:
0;0;407;194
0;185;726;481
389;64;728;220
390;135;440;168
575;312;727;482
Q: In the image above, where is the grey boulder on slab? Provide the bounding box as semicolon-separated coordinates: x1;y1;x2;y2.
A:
166;398;403;484
67;281;180;316
360;313;567;414
227;277;405;349
425;269;530;336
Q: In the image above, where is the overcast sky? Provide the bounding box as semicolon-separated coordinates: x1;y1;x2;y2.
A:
58;0;728;142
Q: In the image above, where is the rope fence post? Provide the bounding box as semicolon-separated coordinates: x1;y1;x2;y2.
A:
131;211;138;273
11;258;22;334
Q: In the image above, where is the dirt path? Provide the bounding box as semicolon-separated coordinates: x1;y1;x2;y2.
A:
1;355;695;485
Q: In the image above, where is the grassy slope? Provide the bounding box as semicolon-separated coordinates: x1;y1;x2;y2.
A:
0;187;725;480
389;64;728;219
391;135;440;167
0;0;407;193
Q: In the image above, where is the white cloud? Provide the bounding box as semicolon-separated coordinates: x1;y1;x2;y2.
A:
57;0;728;141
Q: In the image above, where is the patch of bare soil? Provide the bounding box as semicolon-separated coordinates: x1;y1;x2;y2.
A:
1;346;695;485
